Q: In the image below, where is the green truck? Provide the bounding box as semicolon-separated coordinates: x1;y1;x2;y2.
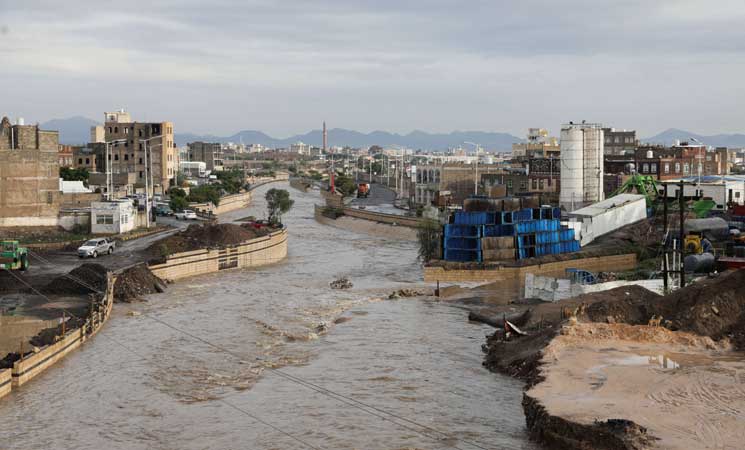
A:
0;240;30;271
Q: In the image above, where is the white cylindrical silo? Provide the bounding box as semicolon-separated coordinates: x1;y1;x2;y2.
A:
560;126;584;210
583;126;604;203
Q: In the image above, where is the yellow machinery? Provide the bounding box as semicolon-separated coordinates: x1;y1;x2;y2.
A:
684;234;703;254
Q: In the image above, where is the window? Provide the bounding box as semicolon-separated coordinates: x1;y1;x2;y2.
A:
85;158;90;164
664;163;670;174
124;154;129;161
124;128;129;134
139;171;143;178
139;143;143;150
114;154;119;161
614;137;620;143
47;192;53;204
108;127;112;133
605;137;611;143
683;163;690;173
532;179;538;190
675;162;680;172
121;214;129;224
737;192;741;199
519;181;527;191
539;179;544;189
642;163;649;173
139;157;143;164
507;180;513;189
651;163;657;173
114;127;118;133
138;130;143;137
78;158;83;164
96;214;114;225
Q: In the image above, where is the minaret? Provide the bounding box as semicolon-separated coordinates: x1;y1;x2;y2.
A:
323;121;328;152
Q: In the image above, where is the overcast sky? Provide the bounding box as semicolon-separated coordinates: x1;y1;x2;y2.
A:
1;0;744;137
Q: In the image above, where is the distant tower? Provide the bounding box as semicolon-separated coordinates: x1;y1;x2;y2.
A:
323;121;328;152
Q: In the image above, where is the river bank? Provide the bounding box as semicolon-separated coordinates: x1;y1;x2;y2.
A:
1;182;537;449
479;270;745;449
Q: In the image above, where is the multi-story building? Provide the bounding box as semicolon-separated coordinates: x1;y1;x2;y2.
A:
187;142;224;172
413;163;504;206
481;171;531;197
604;143;728;181
289;141;310;155
0;117;61;226
73;143;104;172
103;110;176;195
527;157;561;199
602;128;636;155
512;128;560;159
58;144;75;168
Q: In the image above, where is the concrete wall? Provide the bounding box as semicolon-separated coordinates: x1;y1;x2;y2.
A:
58;209;91;232
524;273;665;302
342;207;423;228
2;272;115;398
0;369;10;399
424;254;638;298
314;205;417;241
149;228;288;281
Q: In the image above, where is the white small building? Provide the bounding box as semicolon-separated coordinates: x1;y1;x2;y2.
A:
659;177;745;210
59;179;93;194
565;194;647;246
180;161;208;177
91;200;136;234
289;142;310;155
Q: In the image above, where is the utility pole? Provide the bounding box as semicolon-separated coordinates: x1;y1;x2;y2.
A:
663;183;669;292
679;180;686;288
144;140;150;228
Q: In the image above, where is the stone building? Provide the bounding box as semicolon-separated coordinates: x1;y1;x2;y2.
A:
0;117;61;226
186;141;224;172
413;163;504;206
602;128;636;155
103;110;176;195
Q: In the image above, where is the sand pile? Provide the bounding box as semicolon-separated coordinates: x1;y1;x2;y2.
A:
42;263;108;295
148;223;268;257
113;264;166;302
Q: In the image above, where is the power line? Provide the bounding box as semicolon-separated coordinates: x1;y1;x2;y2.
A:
2;268;324;450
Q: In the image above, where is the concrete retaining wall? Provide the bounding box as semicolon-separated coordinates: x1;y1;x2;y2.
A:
149;228;288;281
524;274;665;302
314;205;417;241
424;254;637;298
342;207;423;228
2;272;115;399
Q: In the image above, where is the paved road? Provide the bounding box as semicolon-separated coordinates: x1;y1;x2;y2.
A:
348;183;402;215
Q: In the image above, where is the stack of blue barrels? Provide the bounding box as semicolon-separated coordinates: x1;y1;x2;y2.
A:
444;207;580;262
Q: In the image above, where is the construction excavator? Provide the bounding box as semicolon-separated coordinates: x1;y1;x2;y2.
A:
0;240;29;271
608;174;659;207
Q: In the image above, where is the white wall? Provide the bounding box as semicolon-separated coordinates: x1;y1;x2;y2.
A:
91;201;136;234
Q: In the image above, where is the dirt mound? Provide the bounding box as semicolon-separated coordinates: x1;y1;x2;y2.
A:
42;263;108;295
148;223;267;257
582;285;662;324
113;264;166;302
29;315;87;347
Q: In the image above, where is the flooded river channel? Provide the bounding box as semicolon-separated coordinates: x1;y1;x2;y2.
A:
2;183;536;450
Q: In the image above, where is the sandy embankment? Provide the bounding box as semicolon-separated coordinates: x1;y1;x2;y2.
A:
314;211;417;241
525;322;745;449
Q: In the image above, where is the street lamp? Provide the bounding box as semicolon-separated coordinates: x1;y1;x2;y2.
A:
105;138;128;200
140;135;164;228
464;141;482;195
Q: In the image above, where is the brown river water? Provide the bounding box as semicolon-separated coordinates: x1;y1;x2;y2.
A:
1;183;536;450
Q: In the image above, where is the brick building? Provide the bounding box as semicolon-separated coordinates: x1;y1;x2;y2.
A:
602;128;636;155
58;145;75;167
527;157;560;197
103;110;176;195
413;163;504;206
187;141;224;172
605;143;728;181
0;117;61;226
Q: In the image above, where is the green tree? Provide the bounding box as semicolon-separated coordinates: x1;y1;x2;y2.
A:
417;219;442;262
169;188;189;211
265;188;294;225
215;169;245;194
60;167;90;186
188;184;222;205
333;172;357;197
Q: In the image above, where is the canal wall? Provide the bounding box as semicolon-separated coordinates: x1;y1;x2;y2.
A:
424;254;637;297
1;272;115;399
149;228;288;281
314;205;417;241
341;207;423;228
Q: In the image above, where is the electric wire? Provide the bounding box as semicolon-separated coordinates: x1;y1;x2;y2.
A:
1;268;324;450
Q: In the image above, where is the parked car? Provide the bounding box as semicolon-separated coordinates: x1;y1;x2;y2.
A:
174;209;198;220
77;238;115;258
155;204;174;216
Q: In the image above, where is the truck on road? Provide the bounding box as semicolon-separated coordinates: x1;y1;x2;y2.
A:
357;183;370;198
0;240;29;271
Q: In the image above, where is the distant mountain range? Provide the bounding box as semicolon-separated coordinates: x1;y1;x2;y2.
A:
39;117;745;149
642;128;745;148
175;129;523;151
40;116;99;145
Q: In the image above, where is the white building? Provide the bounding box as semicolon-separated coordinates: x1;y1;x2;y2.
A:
566;194;647;246
560;122;605;211
289;142;310;155
660;177;745;210
180;161;208;177
91;200;136;234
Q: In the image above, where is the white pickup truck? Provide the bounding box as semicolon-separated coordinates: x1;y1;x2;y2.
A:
77;238;116;258
174;209;198;220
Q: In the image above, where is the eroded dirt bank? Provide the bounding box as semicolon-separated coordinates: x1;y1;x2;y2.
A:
481;270;745;449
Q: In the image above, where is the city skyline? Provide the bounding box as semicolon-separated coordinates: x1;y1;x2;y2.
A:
2;1;745;137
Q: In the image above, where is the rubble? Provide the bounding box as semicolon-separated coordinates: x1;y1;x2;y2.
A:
42;263;108;295
387;288;425;299
148;223;270;257
113;264;167;303
329;277;353;289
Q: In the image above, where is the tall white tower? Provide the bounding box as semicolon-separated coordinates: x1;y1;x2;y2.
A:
559;122;604;211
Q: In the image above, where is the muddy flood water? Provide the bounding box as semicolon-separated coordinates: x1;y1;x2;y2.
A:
1;183;536;450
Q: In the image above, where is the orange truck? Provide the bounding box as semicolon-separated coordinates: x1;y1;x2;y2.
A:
357;183;370;198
